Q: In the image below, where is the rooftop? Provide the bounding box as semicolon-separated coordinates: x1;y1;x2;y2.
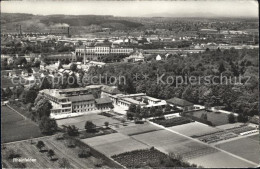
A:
102;86;121;95
69;95;95;102
95;97;112;104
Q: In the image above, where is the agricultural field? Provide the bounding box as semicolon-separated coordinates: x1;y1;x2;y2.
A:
81;133;149;157
186;110;229;126
188;151;257;168
56;114;120;130
215;136;260;164
131;129;219;160
1;106;43;143
2;136;110;168
248;134;259;141
168;122;221;137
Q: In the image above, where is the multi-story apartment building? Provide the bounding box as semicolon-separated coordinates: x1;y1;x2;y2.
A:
38;86;112;116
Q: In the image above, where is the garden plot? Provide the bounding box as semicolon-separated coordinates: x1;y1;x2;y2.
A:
81;133;149;157
131;130;218;160
168;122;221;137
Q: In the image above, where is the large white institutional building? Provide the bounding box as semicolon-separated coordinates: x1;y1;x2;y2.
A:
75;46;134;56
39;86;113;116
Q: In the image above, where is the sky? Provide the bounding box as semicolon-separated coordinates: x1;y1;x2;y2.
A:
1;0;258;18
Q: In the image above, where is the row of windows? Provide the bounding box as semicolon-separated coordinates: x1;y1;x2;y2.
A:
74;108;94;113
73;104;94;109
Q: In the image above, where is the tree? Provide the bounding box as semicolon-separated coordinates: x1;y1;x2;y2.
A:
5;149;20;159
218;62;226;74
165;104;172;112
66;125;79;136
228;113;236;123
126;111;134;120
237;114;248;123
150;106;156;117
93;158;104;167
35;99;52;120
104;121;109;128
22;89;37;104
65;138;76;148
85;121;96;132
36;141;45;152
155;107;164;117
58;158;71;168
1;88;6;99
128;104;136;113
70;63;77;72
200;113;208;120
47;149;55;160
40;77;52;90
78;149;91;158
55;133;64;140
27;103;33;111
39;117;58;134
5;87;12;98
14;56;27;66
136;105;141;114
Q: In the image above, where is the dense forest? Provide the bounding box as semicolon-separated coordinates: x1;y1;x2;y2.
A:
87;48;259;119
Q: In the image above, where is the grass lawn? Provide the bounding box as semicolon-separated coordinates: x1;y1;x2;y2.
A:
78;127;117;139
168;122;221;137
8;102;32;118
81;133;149;157
215;137;260;164
57;114;120;130
187;110;229;126
1;106;43;143
115;122;163;136
188;151;256;168
248;134;259;141
2;136;110;168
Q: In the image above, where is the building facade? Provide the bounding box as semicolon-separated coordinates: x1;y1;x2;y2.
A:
38;86;113;116
75;46;134;56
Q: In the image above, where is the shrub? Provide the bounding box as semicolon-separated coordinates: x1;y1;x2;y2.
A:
93;158;104;167
5;149;20;159
55;133;64;140
85;121;96;132
58;158;71;168
65;139;76;148
66;125;79;136
78;149;91;158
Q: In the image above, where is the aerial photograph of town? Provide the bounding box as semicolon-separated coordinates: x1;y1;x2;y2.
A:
1;0;259;168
